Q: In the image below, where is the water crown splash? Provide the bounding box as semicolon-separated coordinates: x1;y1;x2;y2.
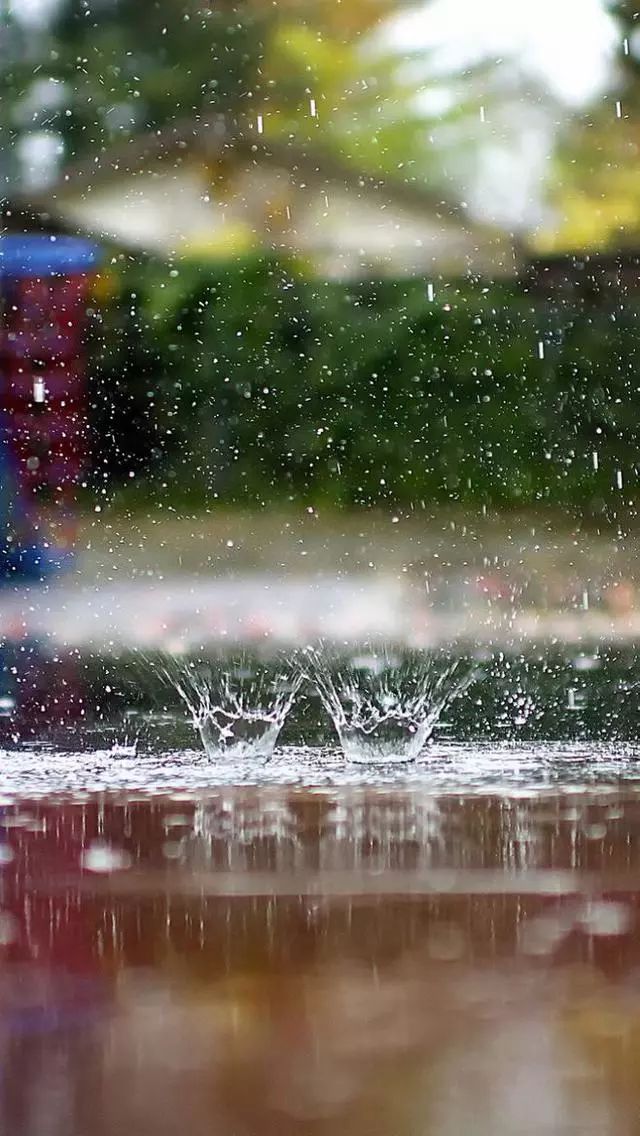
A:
155;654;303;761
305;648;476;764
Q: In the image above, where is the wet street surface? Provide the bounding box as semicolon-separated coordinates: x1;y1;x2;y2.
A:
2;777;640;1134
4;550;640;1133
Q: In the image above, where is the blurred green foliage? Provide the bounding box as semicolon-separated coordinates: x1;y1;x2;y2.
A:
1;0;462;188
538;2;640;251
90;255;640;515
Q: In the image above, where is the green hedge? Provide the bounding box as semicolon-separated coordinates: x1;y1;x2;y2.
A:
89;254;640;513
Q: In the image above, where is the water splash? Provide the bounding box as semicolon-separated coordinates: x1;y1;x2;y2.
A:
305;648;476;764
155;654;303;761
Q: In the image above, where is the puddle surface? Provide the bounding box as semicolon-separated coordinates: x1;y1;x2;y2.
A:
1;761;640;1134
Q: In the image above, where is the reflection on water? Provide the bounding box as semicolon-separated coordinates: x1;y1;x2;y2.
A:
2;786;640;1134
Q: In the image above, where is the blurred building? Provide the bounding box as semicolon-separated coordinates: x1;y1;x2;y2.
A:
9;127;519;281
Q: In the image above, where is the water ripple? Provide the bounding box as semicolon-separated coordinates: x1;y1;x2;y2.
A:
0;741;639;798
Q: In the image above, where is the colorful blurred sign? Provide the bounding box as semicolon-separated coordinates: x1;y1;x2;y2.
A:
0;234;101;581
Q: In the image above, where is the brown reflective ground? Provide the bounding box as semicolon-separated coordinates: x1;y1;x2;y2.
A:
2;787;640;1134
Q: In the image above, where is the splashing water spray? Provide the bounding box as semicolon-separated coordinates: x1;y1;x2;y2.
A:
154;654;303;760
304;647;476;764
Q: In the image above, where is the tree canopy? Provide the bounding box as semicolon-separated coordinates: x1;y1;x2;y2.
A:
538;2;640;251
0;0;486;203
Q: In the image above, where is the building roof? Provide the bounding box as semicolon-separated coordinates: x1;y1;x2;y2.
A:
7;123;521;278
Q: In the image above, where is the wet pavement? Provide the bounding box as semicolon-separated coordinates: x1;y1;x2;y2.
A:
4;508;640;650
2;776;640;1134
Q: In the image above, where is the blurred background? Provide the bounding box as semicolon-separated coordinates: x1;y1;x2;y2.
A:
4;0;640;641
